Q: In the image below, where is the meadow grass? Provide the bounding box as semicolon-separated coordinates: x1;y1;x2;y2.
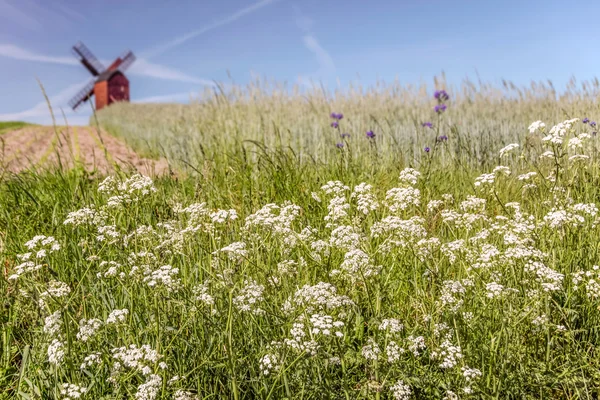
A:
3;78;600;399
96;75;600;171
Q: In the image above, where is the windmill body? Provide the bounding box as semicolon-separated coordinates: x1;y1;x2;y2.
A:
94;70;130;110
69;42;136;111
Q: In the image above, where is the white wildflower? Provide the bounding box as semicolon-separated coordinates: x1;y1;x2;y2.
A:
390;380;411;400
499;143;519;157
106;309;129;324
48;339;65;365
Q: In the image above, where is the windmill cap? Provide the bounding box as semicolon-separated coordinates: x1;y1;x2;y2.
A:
96;69;125;82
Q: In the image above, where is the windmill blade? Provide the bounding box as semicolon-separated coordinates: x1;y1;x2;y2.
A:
117;50;136;73
68;79;95;110
72;41;105;76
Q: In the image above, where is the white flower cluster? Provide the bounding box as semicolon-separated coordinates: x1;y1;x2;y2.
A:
99;174;157;208
440;279;472;311
573;265;600;299
389;380;412;400
287;282;354;313
330;249;381;282
214;241;247;262
361;338;381;361
351;182;379;215
60;383;87;400
385;340;405;363
528;120;546;133
210;209;238;223
399;167;421;186
324;195;350;227
259;353;280;375
541;118;578;145
192;283;215;307
407;335;426;357
379;318;404;333
234;279;265;315
462;366;482;381
244;202;302;251
330;225;364;250
142;265;181;291
106;308;129;324
48;339;65;365
43;311;62;336
111;344;163;376
135;374;162;400
283;320;319;355
38;280;71;307
9;236;61;280
371;216;428;252
432;340;463;369
77;318;103;342
80;352;102;370
384;186;421;212
64;206;107;226
321;181;349;195
309;313;344;337
499;143;519;157
173;390;199;400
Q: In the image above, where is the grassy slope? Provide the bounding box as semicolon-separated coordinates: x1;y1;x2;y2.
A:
0;121;32;134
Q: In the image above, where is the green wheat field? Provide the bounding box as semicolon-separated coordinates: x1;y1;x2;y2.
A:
3;77;600;399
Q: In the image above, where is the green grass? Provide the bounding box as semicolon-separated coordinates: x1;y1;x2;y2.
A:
0;121;33;134
3;78;600;399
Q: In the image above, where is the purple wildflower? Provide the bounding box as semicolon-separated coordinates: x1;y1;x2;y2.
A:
366;130;375;139
341;132;350;138
424;147;431;153
434;90;449;101
336;142;344;148
437;135;448;142
591;121;597;127
331;121;339;128
336;113;343;120
422;122;433;129
330;112;343;120
583;117;590;124
434;104;447;114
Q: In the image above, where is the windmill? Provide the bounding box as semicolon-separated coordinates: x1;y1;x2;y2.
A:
68;41;136;111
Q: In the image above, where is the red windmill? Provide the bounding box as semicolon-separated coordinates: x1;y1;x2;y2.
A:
68;41;136;111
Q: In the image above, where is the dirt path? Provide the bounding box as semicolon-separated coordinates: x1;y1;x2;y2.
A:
0;126;169;176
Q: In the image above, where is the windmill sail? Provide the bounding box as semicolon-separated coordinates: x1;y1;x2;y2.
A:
118;51;136;72
68;79;95;110
72;41;105;76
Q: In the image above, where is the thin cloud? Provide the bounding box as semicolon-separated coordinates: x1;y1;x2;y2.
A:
293;8;336;87
0;80;88;123
135;92;196;103
0;0;84;31
302;35;335;75
142;0;279;58
0;43;215;86
0;44;78;65
131;59;216;86
52;2;86;22
0;0;42;30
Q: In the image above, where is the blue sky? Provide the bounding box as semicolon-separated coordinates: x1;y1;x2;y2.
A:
0;0;597;125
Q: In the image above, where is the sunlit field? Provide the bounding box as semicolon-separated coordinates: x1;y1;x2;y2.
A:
3;78;600;399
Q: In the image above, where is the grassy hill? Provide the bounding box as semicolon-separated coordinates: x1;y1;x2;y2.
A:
0;121;33;134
